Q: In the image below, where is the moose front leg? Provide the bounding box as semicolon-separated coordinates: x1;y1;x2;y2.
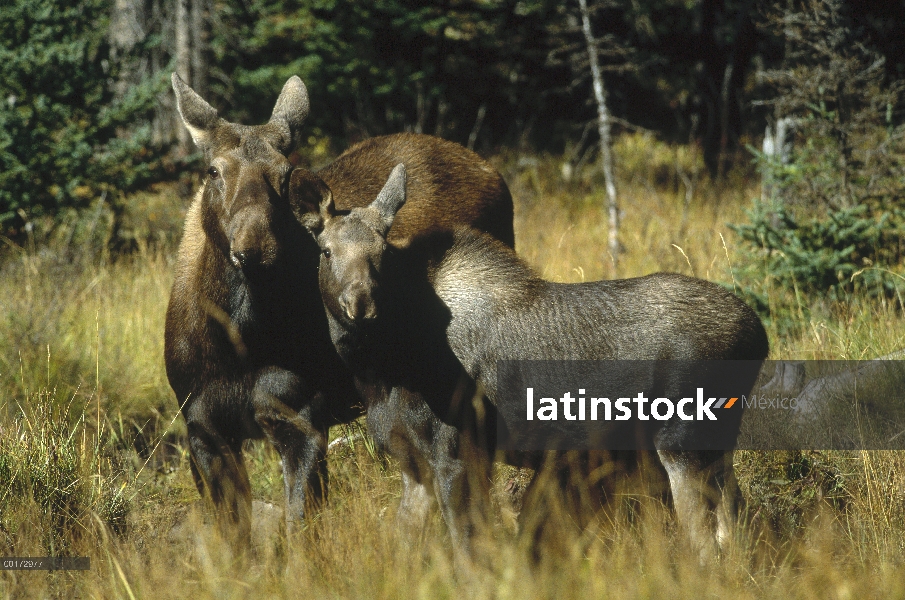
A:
186;421;253;551
367;385;435;537
429;426;493;564
252;368;328;536
367;380;492;563
398;470;433;536
425;386;494;565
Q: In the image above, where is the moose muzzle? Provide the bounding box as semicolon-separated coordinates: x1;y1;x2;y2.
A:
230;249;260;270
338;281;378;322
228;205;279;273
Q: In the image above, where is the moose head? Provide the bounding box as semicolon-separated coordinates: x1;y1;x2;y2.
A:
302;164;408;325
172;73;325;275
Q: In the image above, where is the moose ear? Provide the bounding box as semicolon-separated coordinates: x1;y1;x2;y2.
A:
319;193;337;219
370;164;407;236
171;73;220;151
299;192;336;240
269;76;310;154
299;212;324;239
289;168;334;220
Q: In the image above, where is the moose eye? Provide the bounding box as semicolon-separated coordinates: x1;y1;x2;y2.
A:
208;166;219;179
322;248;332;259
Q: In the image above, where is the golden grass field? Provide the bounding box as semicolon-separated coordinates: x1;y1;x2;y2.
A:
3;134;905;598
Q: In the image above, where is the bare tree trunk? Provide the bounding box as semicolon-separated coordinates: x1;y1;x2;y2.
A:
718;63;733;179
175;0;191;152
415;81;426;134
761;116;795;201
467;103;487;151
577;0;619;273
150;0;166;145
190;0;207;100
434;95;449;139
109;0;148;140
109;0;146;87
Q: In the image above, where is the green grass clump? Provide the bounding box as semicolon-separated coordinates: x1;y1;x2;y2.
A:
0;389;128;560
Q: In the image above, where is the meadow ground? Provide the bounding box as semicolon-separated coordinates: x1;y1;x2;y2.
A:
2;135;905;598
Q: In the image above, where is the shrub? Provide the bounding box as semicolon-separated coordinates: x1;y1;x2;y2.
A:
0;0;164;236
733;199;905;301
735;0;905;305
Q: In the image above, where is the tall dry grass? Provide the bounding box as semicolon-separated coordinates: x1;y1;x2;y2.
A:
2;134;905;597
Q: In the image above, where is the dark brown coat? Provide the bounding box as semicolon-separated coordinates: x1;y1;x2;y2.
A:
163;75;513;545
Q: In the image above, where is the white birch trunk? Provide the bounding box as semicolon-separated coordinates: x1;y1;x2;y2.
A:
175;0;191;151
190;0;206;99
578;0;619;272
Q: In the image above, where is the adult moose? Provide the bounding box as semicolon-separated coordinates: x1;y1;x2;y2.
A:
304;164;769;561
164;74;514;548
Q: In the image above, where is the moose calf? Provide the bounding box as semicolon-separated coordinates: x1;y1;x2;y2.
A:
304;164;769;560
164;75;513;548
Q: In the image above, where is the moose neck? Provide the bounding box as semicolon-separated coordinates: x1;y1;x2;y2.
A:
323;231;457;378
322;231;463;411
421;228;544;378
190;212;329;373
428;228;542;325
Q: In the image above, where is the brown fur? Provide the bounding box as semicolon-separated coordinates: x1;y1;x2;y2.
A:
164;74;514;549
292;132;514;247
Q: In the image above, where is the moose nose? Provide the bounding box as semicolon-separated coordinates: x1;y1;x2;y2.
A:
339;288;377;322
230;250;259;270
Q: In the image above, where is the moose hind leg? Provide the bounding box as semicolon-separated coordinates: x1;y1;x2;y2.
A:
715;450;740;551
397;469;434;538
656;449;736;562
